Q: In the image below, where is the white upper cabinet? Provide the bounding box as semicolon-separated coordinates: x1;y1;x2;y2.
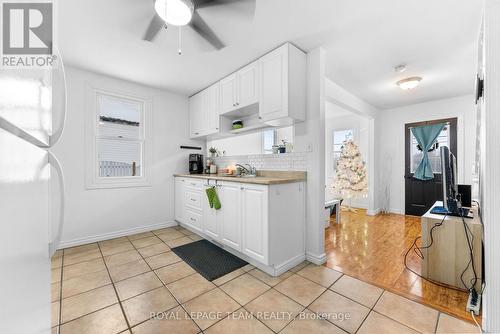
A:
189;91;203;137
220;62;259;115
206;83;220;133
188;43;306;138
189;82;220;138
259;43;306;126
236;63;260;109
220;74;238;114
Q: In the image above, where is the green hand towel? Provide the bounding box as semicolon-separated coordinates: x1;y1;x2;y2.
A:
205;186;222;210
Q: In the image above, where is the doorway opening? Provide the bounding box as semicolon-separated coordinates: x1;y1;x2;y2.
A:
404;118;457;216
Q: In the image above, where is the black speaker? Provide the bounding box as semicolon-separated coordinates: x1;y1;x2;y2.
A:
458;184;472;208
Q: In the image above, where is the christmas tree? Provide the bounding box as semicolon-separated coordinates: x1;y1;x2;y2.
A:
332;139;368;210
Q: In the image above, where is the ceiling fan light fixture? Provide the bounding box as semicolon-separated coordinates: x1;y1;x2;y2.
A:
397;76;422;90
155;0;194;26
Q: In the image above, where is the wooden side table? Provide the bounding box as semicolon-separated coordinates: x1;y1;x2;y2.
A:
421;201;483;291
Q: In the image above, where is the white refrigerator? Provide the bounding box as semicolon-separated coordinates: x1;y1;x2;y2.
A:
0;62;66;334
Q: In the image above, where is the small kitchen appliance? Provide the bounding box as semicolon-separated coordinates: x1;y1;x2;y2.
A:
189;154;204;174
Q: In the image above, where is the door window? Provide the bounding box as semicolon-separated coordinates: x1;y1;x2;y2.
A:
410;125;450;174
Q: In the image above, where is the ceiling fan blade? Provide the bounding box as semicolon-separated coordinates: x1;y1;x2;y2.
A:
189;11;225;49
143;14;165;41
193;0;249;9
192;0;219;9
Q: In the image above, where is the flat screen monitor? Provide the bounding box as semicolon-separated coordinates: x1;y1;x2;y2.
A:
441;146;458;211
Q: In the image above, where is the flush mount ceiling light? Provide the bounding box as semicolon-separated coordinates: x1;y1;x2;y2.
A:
154;0;194;26
397;76;422;90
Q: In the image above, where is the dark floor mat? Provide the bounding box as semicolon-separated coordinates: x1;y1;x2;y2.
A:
171;239;248;281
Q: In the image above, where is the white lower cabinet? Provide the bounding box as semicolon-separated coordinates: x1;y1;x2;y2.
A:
185;208;203;233
241;184;268;263
174;178;186;224
220;182;243;252
203;182;220;240
175;176;305;274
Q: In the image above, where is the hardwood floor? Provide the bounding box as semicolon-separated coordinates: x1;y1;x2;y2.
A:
324;208;478;323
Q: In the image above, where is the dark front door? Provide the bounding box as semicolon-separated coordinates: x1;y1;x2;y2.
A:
405;118;457;216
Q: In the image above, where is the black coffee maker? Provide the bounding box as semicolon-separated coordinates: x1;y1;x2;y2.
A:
189;154;203;174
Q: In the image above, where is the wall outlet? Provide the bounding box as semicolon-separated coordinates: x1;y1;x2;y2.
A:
466;290;481;315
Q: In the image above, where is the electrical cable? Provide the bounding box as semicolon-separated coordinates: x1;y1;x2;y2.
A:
403;209;481;293
403;213;473;293
471;311;483;333
459;206;479;292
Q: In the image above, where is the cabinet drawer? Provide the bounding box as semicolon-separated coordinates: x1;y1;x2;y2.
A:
185;209;202;232
185;190;202;210
185;178;204;190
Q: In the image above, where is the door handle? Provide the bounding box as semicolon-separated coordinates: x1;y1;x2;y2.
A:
48;150;65;257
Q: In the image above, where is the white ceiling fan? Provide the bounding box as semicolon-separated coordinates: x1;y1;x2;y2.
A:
143;0;255;50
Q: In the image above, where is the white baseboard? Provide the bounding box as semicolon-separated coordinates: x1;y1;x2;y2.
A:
389;208;405;215
306;251;327;265
59;221;178;249
366;208;381;216
274;253;306;276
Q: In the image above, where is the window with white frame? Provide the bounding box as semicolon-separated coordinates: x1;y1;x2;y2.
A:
262;129;276;154
262;126;294;154
86;88;151;189
333;129;354;170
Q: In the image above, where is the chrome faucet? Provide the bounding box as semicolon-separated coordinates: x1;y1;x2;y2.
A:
235;164;257;176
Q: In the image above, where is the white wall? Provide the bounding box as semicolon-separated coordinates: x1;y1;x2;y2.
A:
481;1;500;330
378;94;476;214
325;102;369;209
54;67;203;247
294;47;327;264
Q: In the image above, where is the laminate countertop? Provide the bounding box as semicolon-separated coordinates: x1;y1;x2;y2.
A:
174;170;306;185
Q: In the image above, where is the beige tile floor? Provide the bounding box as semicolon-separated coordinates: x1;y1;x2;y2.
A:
51;226;481;334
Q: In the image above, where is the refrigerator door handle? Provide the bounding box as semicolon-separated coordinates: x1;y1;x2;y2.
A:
48;150;65;256
49;47;67;147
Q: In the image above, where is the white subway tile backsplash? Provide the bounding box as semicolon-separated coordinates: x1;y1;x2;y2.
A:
213;152;310;171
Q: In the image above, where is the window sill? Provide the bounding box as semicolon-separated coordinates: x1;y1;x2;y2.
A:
86;177;152;190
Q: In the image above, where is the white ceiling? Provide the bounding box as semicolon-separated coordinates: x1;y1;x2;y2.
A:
59;0;483;109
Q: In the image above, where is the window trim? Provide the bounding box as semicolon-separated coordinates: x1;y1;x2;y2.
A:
85;84;152;189
332;128;355;170
261;128;277;154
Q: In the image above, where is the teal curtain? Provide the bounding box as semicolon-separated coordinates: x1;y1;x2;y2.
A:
411;123;446;180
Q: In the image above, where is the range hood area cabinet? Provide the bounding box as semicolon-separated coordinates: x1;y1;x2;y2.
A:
188;43;306;138
175;177;306;276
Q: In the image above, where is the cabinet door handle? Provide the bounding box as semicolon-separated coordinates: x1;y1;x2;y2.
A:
258;116;262;120
195;132;199;135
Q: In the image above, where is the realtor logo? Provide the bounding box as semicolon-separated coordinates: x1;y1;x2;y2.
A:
1;1;55;67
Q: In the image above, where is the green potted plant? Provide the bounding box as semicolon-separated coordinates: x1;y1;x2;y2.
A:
209;147;217;158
